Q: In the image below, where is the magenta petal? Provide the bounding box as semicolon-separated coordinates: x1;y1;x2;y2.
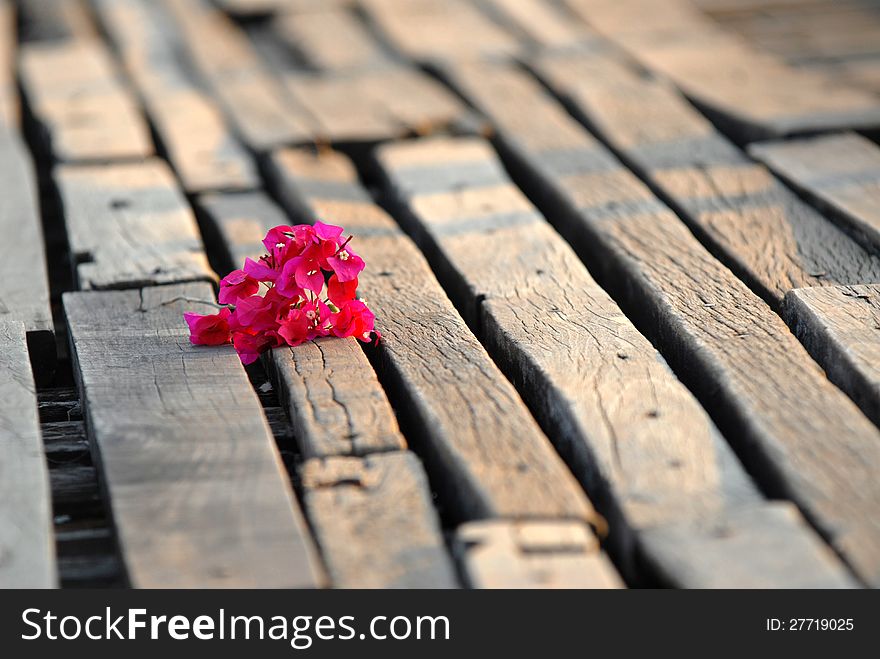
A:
314;221;344;242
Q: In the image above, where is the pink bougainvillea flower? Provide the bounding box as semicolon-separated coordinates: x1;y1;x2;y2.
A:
218;269;260;305
184;222;379;364
184;307;233;346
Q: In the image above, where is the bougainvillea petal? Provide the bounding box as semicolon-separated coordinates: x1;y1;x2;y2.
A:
184;308;232;346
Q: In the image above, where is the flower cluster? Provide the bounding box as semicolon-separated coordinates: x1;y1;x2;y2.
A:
185;222;378;364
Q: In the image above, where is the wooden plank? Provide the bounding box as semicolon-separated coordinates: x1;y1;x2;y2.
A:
55;159;215;290
0;322;57;588
266;149;595;523
64;282;324;588
18;0;97;42
273;8;393;72
0;127;55;367
19;40;153;163
0;0;17;127
455;521;622;589
563;0;880;141
749;133;880;256
301;453;458;588
783;284;880;429
362;0;521;63
284;67;473;144
531;49;880;306
479;0;595;50
443;59;880;586
374;136;860;587
640;502;857;588
213;0;291;18
94;0;260;194
162;0;315;152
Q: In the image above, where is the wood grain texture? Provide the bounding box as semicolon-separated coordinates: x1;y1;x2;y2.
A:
94;0;259;194
64;283;324;588
749;133;880;255
445;59;880;586
301;453;458;588
19;40;154;163
163;0;315;152
0;322;57;588
267;148;596;524
56;159;215;290
0;127;54;361
531;49;880;306
373;136;863;587
563;0;880;141
269;339;406;459
455;520;622;589
784;284;880;429
273;8;393;72
284;67;472;144
362;0;521;63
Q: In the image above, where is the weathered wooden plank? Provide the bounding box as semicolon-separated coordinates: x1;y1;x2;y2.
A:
213;0;290;18
455;521;622;589
0;322;57;588
783;284;880;429
301;453;458;588
443;59;880;586
273;8;393;72
374;136;860;587
0;0;17;127
749;133;880;256
640;502;856;588
19;40;154;163
64;283;324;588
18;0;97;42
283;67;473;144
94;0;259;194
163;0;315;152
563;0;880;141
266;149;595;523
56;159;215;290
531;49;880;306
479;0;595;50
0;127;54;367
362;0;521;63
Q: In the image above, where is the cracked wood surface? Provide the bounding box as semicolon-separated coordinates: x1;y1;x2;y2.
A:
56;159;215;290
444;59;880;586
0;322;57;588
784;284;880;429
267;148;597;524
531;48;880;307
374;135;854;587
301;453;458;588
749;133;880;256
563;0;880;141
64;283;324;588
94;0;260;194
19;39;153;163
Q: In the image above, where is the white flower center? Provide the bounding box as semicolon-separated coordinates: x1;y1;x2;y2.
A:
338;250;350;261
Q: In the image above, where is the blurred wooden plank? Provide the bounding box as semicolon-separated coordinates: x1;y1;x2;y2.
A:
784;284;880;429
532;49;880;306
284;67;472;144
163;0;314;152
64;283;324;588
0;322;57;588
362;0;520;63
56;159;215;290
444;59;880;586
564;0;880;141
0;127;54;367
0;0;18;126
479;0;595;50
267;149;595;523
18;0;96;42
94;0;259;193
749;133;880;256
455;521;622;589
19;40;153;163
273;8;393;72
301;453;458;588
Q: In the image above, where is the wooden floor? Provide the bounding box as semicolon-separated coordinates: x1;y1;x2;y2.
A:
1;0;879;589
